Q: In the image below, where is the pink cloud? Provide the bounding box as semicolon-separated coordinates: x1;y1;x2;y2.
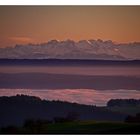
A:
0;89;139;106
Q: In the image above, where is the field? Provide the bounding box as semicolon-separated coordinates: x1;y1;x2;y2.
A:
1;121;140;134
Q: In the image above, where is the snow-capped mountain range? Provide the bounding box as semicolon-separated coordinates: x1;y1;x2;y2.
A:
0;39;140;60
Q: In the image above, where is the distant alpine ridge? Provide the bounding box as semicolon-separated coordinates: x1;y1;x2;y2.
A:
0;39;140;60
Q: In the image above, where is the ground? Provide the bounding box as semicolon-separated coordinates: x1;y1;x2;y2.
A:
1;121;140;134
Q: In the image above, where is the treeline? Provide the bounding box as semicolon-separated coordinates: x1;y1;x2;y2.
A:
107;99;140;107
125;113;140;123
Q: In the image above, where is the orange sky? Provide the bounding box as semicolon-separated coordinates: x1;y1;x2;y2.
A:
0;6;140;47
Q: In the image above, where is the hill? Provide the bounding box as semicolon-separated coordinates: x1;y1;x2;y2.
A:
0;94;126;127
107;99;140;107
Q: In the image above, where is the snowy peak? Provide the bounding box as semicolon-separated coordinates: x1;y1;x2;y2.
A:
0;39;140;60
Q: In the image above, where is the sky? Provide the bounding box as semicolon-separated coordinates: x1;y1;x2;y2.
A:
0;6;140;47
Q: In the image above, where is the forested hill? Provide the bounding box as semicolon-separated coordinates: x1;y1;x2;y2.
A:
107;99;140;107
0;94;126;127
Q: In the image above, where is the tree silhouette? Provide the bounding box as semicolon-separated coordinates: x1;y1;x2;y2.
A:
125;112;140;123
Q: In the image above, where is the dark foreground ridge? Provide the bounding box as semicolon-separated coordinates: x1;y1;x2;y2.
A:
0;59;140;66
0;95;140;134
0;94;126;127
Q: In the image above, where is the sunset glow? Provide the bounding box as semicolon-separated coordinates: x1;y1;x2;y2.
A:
0;6;140;47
